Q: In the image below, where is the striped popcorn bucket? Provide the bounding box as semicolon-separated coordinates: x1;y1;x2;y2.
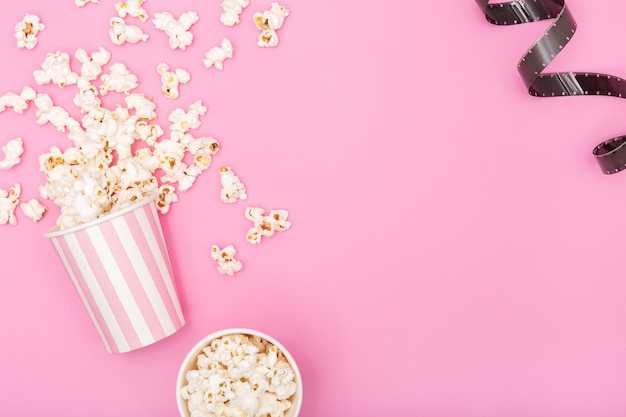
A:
44;197;185;354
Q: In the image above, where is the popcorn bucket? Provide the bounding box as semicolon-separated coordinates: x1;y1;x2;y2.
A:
44;197;185;354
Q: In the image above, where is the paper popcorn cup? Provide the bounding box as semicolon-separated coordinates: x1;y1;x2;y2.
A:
44;197;185;354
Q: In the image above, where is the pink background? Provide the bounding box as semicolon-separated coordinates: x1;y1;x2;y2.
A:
1;0;626;415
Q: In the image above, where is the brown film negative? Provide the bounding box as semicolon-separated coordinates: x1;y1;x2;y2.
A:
475;0;626;174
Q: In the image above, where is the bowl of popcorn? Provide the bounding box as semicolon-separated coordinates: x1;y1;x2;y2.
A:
177;328;303;417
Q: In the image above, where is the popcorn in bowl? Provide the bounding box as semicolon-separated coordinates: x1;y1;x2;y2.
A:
177;328;303;417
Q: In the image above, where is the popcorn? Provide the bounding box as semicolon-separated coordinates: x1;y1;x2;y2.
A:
257;30;280;48
19;198;47;223
188;137;219;175
0;86;36;114
157;63;191;99
220;0;249;26
134;121;164;146
34;93;77;132
0;137;24;170
180;333;297;417
114;0;149;22
75;0;99;7
210;244;243;275
219;166;247;203
156;184;178;214
168;99;207;133
245;207;291;244
202;38;233;70
152;11;199;50
73;78;102;113
0;183;21;225
99;62;139;95
15;14;45;50
253;3;290;48
75;47;111;81
33;63;216;228
125;93;157;121
253;3;290;31
109;17;149;45
33;51;79;88
3;35;228;230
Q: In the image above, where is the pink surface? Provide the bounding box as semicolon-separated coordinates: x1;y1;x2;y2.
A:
1;0;626;416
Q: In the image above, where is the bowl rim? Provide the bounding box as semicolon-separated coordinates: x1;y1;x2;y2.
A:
175;327;303;417
43;194;157;238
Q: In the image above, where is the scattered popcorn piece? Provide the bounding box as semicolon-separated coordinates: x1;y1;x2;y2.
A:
253;3;289;48
99;62;138;95
19;198;47;223
109;17;149;45
219;166;247;203
115;0;149;22
203;38;233;70
15;14;45;50
0;183;21;225
73;78;102;113
34;93;77;132
220;0;249;26
189;136;219;171
157;63;191;99
245;207;291;244
75;0;100;7
152;11;199;50
156;184;178;214
0;137;24;170
0;86;37;114
75;47;111;81
253;2;290;31
180;333;297;417
168;99;207;132
210;244;243;275
126;93;157;120
244;206;265;222
33;51;79;88
257;30;280;48
134;121;164;146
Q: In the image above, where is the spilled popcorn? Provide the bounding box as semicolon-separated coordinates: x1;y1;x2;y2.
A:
219;166;247;203
253;3;290;48
245;207;291;244
0;183;21;225
210;244;243;275
99;62;138;95
15;14;45;50
157;63;191;99
0;137;24;170
75;0;99;7
220;0;250;26
115;0;149;22
181;333;297;417
0;41;221;230
109;17;149;45
19;198;47;223
33;51;79;88
0;86;36;114
203;38;234;70
75;47;111;82
152;11;199;51
1;1;296;258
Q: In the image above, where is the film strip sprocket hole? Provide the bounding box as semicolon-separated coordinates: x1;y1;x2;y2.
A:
475;0;626;174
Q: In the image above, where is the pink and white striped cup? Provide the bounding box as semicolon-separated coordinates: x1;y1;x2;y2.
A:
44;197;185;354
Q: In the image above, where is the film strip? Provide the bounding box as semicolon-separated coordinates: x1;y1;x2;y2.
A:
475;0;626;174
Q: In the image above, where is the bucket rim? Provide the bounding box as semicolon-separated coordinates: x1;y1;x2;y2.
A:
44;195;157;239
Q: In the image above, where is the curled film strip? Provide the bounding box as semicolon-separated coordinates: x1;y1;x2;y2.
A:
475;0;626;174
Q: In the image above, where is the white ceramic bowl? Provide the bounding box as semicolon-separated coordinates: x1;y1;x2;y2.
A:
176;328;303;417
